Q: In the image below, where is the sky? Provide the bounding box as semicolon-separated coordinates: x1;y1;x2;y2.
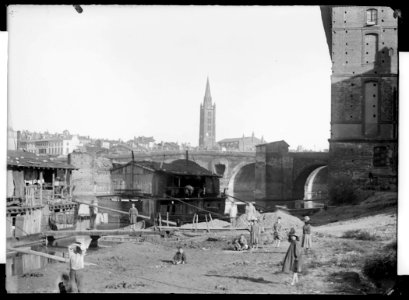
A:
7;5;332;150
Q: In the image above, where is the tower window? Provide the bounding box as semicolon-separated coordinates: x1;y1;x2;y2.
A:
366;9;378;25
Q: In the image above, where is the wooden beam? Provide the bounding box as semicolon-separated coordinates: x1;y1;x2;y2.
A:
72;199;176;226
7;247;97;266
43;229;161;237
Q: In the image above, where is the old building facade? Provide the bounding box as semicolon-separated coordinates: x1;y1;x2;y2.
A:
321;6;398;189
199;77;216;150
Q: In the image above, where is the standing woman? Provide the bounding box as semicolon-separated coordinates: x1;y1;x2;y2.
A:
301;216;312;254
250;218;261;250
282;228;303;285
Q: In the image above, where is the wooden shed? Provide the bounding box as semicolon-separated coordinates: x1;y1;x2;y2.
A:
110;159;227;224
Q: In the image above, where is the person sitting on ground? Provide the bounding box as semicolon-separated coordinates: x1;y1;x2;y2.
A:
233;234;249;251
173;247;187;264
58;272;72;293
273;217;283;248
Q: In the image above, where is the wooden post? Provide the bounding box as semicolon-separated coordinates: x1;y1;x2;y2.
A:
192;214;196;231
159;213;162;227
205;214;209;233
69;171;73;198
64;169;68;199
166;212;169;227
52;172;55;200
39;171;43;205
209;213;214;228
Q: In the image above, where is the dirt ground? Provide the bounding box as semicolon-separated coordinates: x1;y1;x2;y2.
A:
6;192;398;294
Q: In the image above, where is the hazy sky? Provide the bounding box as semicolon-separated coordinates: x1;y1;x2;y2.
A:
7;5;332;150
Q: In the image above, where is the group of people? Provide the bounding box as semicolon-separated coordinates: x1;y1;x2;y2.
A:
61;199;312;292
231;214;313;286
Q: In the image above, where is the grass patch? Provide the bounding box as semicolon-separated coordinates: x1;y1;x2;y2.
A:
362;240;397;282
342;229;380;241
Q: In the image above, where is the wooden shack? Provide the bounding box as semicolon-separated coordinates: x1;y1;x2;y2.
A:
6;150;78;238
110;159;227;224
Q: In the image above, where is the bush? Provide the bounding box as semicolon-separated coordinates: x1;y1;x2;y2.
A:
329;176;360;205
342;229;379;241
362;241;397;281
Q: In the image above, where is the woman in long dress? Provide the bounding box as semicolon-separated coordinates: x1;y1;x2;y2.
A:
301;216;312;253
250;219;261;250
282;228;303;285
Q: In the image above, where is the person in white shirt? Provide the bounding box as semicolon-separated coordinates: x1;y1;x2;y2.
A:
68;242;86;293
229;200;238;227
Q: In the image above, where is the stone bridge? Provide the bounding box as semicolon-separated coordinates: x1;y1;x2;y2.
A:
105;140;329;205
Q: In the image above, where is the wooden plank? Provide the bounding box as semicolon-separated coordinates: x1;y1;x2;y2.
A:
73;199;177;226
156;226;250;231
44;229;161;237
7;247;97;266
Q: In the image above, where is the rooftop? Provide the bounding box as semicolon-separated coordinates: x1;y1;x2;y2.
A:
7;150;77;170
112;159;219;177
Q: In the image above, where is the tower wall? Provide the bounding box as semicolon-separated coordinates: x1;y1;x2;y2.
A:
326;6;398;191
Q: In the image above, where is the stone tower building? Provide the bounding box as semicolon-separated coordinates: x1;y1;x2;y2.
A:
321;6;398;189
199;77;216;150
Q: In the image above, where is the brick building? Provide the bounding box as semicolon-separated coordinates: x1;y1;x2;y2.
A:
199;77;217;150
321;6;398;190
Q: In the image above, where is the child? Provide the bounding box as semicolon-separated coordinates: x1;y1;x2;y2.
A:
233;234;249;251
273;217;283;248
301;216;312;254
282;228;303;286
58;273;71;293
173;247;187;264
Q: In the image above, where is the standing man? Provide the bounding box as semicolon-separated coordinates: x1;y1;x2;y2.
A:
68;242;87;293
129;203;138;230
229;199;238;228
89;199;98;230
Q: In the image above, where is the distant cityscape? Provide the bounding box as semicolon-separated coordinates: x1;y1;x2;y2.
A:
7;78;328;156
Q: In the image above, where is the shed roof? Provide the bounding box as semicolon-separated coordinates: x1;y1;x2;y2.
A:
7;150;77;170
112;159;219;177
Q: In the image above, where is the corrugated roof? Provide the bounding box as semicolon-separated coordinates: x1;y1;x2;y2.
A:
112;159;219;177
7;150;77;170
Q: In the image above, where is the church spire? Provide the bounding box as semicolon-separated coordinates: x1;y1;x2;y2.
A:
204;77;212;106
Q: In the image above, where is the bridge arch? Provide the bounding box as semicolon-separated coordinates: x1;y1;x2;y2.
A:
227;162;255;201
293;164;328;200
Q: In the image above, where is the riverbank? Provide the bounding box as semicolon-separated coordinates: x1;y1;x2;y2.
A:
6;192;398;294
